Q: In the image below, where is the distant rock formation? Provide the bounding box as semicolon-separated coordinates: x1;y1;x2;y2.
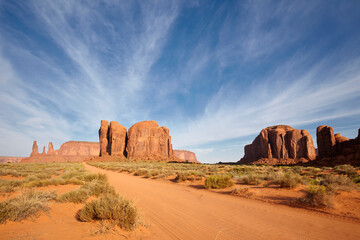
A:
99;120;110;156
316;126;336;157
21;141;100;163
99;121;128;157
98;120;177;161
30;141;39;156
313;126;360;166
0;156;24;163
47;142;56;155
126;121;175;160
239;125;316;165
174;150;200;163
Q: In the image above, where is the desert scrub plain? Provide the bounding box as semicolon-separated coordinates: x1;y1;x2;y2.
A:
88;161;360;220
0;162;141;239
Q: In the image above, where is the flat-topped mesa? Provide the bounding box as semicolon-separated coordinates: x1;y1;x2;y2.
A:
174;150;200;163
126;120;175;160
30;141;39;156
58;141;100;156
22;141;100;163
239;125;316;165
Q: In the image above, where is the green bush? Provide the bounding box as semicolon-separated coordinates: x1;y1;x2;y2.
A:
276;173;302;188
239;174;261;185
301;184;332;208
78;194;139;230
204;175;234;189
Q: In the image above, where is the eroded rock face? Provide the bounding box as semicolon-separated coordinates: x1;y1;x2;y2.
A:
58;141;100;156
47;142;58;155
317;126;336;157
239;125;316;165
174;150;200;163
313;126;360;166
126;121;174;160
109;121;127;157
99;120;110;156
42;146;46;155
30;141;39;156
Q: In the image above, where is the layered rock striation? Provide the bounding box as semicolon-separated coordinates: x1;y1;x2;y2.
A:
239;125;316;165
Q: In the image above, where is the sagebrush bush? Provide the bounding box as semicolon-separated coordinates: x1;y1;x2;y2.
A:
320;174;355;192
239;174;261;185
204;175;234;189
0;189;57;223
78;193;139;230
276;173;303;188
334;165;358;178
301;184;332;208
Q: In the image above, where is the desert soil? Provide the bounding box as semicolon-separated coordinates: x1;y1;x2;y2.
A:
83;163;360;240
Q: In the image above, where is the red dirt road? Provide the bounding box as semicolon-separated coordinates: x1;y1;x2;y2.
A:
84;163;360;240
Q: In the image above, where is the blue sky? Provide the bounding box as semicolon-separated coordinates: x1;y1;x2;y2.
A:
1;1;360;163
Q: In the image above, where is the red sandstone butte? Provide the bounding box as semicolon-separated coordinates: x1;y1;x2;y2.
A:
174;150;200;163
126;120;175;160
312;126;360;166
317;125;336;157
239;125;316;165
99;120;110;156
108;121;127;157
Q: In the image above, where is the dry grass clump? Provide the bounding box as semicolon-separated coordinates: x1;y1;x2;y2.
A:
0;189;57;223
319;174;355;193
58;180;115;203
300;184;333;208
276;173;303;188
230;187;254;198
334;164;358;178
78;193;139;231
205;175;234;189
238;174;262;185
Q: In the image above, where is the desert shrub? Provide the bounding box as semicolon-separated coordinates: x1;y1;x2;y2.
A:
320;174;355;192
82;180;115;197
334;165;358;178
58;188;90;203
301;184;332;208
239;174;262;185
175;172;190;182
205;175;234;189
276;173;303;188
0;189;57;223
230;187;254;198
78;193;139;230
134;169;148;176
82;173;107;182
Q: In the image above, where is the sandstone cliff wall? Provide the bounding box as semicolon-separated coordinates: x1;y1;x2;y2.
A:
239;125;316;165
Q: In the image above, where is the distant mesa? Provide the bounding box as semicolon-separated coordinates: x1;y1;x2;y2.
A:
174;150;200;163
21;141;99;163
21;120;197;163
99;120;180;161
0;156;24;163
238;125;316;165
238;124;360;166
314;125;360;166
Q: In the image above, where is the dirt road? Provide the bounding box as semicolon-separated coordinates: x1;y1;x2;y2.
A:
84;163;360;240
